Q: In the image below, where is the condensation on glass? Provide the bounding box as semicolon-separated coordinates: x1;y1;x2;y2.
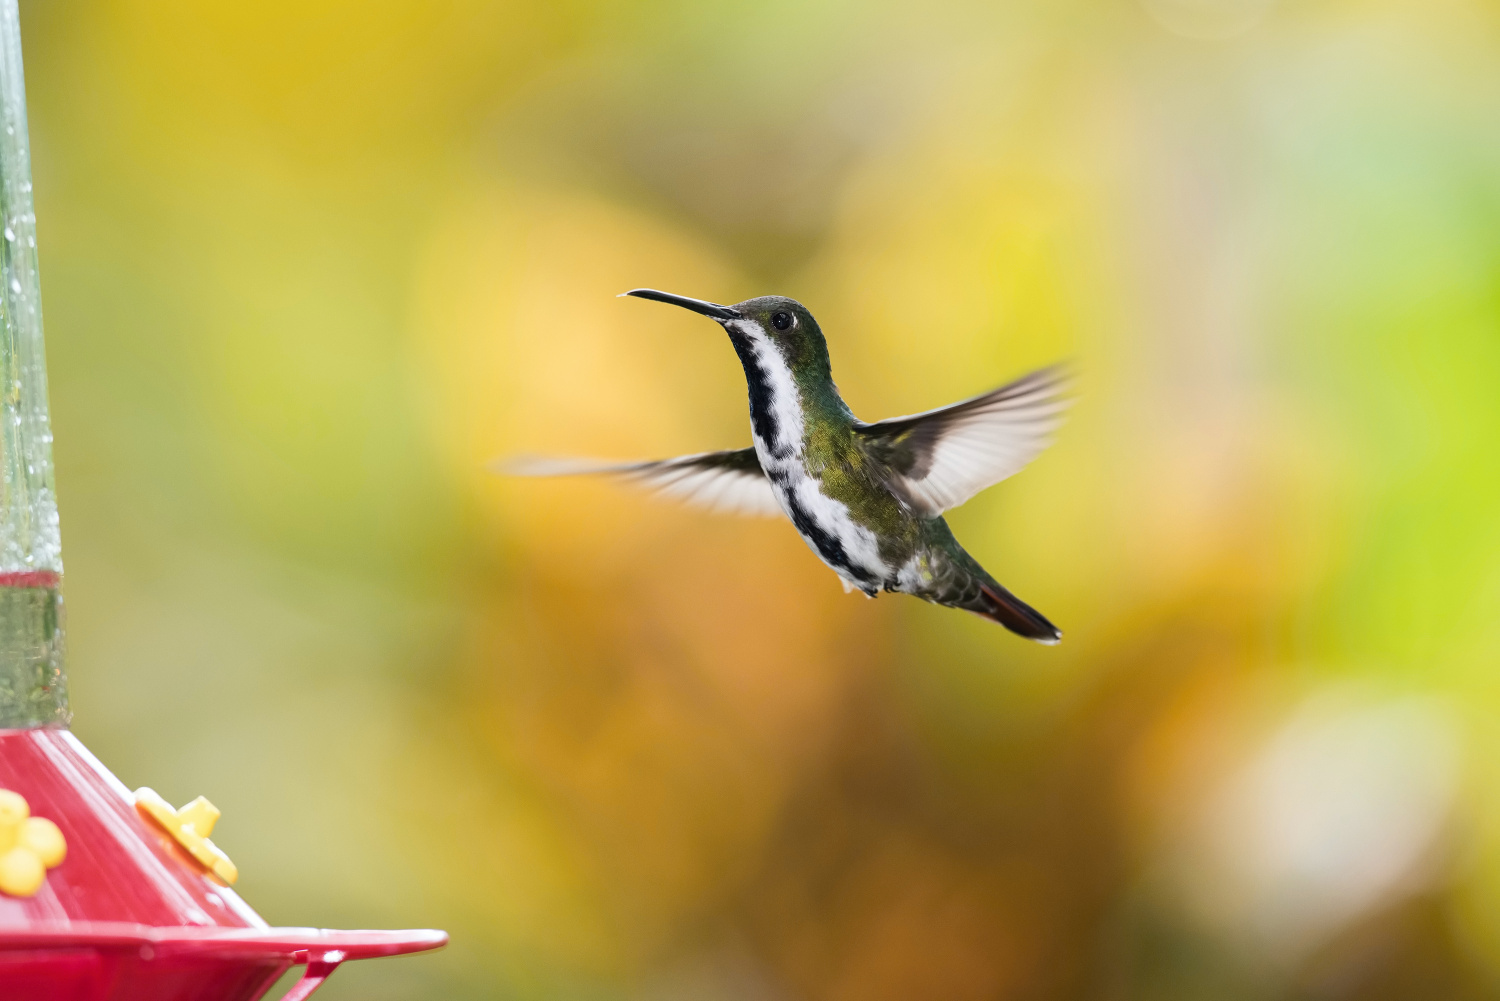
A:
0;0;65;728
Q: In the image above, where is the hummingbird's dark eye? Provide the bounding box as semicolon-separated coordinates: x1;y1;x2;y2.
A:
772;311;793;331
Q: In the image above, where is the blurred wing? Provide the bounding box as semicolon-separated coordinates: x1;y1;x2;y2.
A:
856;365;1071;516
499;447;783;518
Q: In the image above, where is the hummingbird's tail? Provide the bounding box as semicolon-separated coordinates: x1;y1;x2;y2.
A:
970;578;1061;644
915;519;1062;643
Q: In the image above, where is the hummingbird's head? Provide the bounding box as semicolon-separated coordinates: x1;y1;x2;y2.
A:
621;289;830;375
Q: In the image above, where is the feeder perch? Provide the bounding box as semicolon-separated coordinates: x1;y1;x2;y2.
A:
0;2;447;997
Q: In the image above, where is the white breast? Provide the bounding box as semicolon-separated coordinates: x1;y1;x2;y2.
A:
733;322;888;588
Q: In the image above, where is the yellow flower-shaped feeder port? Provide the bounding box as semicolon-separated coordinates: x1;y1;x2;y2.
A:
0;787;67;897
134;788;238;885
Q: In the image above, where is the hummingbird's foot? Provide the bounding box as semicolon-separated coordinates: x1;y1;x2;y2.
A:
838;577;879;598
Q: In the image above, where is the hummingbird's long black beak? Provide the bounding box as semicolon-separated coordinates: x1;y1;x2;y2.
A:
621;288;741;320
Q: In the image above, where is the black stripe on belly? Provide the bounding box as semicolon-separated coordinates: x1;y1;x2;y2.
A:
779;486;880;588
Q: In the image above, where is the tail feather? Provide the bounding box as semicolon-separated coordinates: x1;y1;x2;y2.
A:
914;518;1063;644
974;580;1062;644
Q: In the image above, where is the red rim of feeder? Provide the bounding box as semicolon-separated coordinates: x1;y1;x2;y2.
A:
0;727;446;999
0;924;447;957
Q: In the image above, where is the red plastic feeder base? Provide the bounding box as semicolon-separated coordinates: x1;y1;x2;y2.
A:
0;728;445;1000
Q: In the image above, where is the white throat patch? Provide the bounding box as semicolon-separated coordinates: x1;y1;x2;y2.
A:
728;318;887;588
731;320;804;457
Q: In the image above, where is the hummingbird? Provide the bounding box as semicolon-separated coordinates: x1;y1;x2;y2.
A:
508;289;1070;643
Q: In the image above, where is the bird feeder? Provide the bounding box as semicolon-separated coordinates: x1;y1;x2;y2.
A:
0;3;446;997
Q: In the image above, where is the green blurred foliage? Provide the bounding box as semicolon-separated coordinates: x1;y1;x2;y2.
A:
17;0;1500;996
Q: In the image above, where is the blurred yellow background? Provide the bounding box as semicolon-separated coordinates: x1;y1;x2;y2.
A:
21;0;1500;997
